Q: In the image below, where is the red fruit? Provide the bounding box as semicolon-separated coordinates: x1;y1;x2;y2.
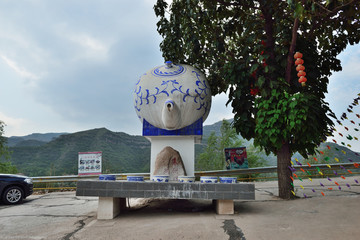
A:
250;87;259;96
251;70;257;78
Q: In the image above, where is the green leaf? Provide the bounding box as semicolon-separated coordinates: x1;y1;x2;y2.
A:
294;3;304;19
270;136;277;144
250;63;259;73
289;101;297;109
257;76;266;87
264;66;269;73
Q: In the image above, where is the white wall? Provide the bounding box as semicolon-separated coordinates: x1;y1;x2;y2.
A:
147;136;197;178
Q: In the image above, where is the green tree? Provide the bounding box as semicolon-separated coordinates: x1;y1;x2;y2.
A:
0;121;10;158
196;119;267;171
154;0;360;198
246;144;268;168
197;120;243;170
0;161;18;174
0;120;17;173
196;132;220;170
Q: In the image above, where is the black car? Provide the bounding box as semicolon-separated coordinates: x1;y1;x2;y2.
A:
0;174;33;204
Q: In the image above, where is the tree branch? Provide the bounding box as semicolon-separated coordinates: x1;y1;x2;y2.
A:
285;18;299;84
312;1;332;14
308;0;356;36
312;0;355;15
216;0;259;9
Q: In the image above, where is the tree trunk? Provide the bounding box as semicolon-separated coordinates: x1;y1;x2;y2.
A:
277;142;294;199
285;18;299;84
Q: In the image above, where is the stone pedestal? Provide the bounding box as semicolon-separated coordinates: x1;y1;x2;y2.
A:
97;197;126;220
216;199;234;215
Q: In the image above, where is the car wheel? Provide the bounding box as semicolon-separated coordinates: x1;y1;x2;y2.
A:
2;186;24;204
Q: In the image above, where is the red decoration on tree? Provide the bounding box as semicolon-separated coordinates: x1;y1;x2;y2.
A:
298;77;307;86
262;59;267;67
250;87;259;96
297;70;306;77
295;58;304;65
296;65;305;71
294;52;307;86
294;52;303;59
251;70;257;78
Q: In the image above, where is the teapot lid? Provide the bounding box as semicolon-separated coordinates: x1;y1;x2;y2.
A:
152;61;185;77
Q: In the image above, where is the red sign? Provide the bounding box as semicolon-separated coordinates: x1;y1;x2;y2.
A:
224;147;248;170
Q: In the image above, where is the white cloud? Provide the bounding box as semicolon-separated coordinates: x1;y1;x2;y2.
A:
66;32;110;61
0;55;39;81
79;34;107;52
0;112;27;137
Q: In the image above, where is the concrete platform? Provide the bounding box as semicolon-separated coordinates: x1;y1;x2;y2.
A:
1;176;359;240
76;180;255;218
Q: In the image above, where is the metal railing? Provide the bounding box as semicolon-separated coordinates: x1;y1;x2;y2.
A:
32;162;359;191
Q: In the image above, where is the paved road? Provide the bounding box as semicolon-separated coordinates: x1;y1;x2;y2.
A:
1;176;359;240
0;192;98;240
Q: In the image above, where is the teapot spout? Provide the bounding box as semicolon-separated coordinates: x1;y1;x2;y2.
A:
162;99;181;129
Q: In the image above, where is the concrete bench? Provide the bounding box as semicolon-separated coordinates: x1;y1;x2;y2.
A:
76;180;255;219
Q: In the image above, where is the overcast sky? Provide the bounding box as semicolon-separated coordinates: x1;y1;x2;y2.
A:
0;0;359;151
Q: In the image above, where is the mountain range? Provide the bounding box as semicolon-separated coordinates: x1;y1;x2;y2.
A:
3;120;360;177
5;128;151;176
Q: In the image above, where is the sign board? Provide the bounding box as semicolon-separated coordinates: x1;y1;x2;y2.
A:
224;147;248;170
78;151;102;175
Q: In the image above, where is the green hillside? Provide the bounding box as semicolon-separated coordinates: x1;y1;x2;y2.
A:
3;121;360;177
14;140;48;147
6;128;150;176
7;133;66;147
313;142;360;163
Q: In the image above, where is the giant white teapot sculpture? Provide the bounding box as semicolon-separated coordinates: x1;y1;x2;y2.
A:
134;61;211;130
